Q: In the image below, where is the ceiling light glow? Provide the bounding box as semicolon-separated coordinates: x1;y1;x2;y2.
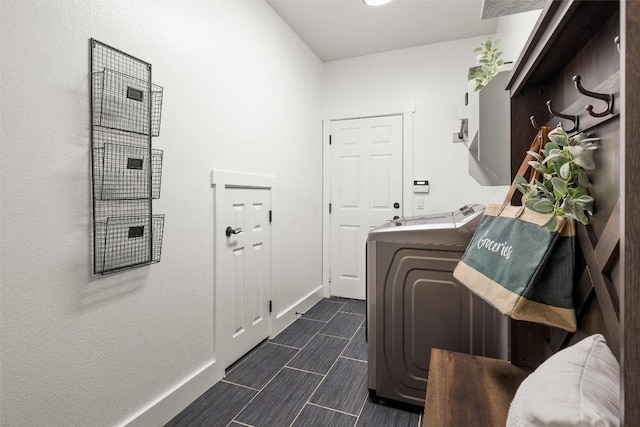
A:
363;0;392;6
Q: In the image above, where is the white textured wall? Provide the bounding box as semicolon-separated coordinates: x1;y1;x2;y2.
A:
323;11;541;215
0;2;540;424
0;1;323;426
495;9;542;64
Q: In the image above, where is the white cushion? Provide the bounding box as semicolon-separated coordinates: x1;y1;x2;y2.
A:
506;334;620;427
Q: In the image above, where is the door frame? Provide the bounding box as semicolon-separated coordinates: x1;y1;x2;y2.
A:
211;169;277;369
322;103;415;298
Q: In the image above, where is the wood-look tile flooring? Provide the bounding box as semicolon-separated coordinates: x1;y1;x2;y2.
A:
166;297;422;427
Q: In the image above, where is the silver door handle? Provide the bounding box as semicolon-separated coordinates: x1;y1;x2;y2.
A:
225;226;243;237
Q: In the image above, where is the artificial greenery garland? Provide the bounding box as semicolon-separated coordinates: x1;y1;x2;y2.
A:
515;126;599;231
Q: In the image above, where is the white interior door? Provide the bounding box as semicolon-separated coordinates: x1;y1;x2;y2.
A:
329;115;403;299
214;176;272;370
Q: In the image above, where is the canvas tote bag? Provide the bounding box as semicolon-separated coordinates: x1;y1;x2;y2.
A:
453;127;577;332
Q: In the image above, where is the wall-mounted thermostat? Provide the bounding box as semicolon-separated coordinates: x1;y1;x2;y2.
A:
413;180;429;193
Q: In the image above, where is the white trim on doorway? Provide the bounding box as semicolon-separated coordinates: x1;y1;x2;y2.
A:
321;103;415;298
211;170;277;189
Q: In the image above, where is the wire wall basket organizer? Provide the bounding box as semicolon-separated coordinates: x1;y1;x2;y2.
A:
90;39;165;274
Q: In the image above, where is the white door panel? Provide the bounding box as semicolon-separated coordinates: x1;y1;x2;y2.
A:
339;156;361;208
370;155;392;209
218;185;271;369
338;225;360;279
330;115;403;299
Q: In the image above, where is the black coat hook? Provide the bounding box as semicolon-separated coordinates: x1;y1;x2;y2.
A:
530;115;541;130
546;100;578;133
572;75;614;118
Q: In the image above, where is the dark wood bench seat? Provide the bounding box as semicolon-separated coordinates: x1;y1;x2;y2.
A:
423;348;531;427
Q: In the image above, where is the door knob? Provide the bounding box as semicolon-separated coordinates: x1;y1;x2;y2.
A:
225;226;243;237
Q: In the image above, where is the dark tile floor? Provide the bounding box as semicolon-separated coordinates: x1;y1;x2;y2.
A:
166;297;422;427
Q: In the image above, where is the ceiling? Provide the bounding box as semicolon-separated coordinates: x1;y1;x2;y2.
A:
266;0;546;62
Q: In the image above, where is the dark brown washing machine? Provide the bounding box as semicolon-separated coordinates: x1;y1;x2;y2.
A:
366;204;508;407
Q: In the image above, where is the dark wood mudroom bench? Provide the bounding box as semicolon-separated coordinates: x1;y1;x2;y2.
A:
423;0;640;425
423;349;530;427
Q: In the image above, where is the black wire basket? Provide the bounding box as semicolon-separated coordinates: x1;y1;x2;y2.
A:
92;143;163;200
94;215;165;274
92;68;163;136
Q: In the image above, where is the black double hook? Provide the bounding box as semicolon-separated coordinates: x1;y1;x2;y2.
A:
572;75;614;118
530;107;577;133
546;100;578;133
530;115;541;130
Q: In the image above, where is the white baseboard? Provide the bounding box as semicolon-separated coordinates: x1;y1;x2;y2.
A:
272;285;324;338
120;287;324;427
121;361;224;427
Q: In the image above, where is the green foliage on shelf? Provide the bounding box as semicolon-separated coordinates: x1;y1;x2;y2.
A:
469;38;504;92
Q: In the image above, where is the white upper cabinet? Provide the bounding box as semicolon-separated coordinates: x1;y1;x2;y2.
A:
466;68;512;186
